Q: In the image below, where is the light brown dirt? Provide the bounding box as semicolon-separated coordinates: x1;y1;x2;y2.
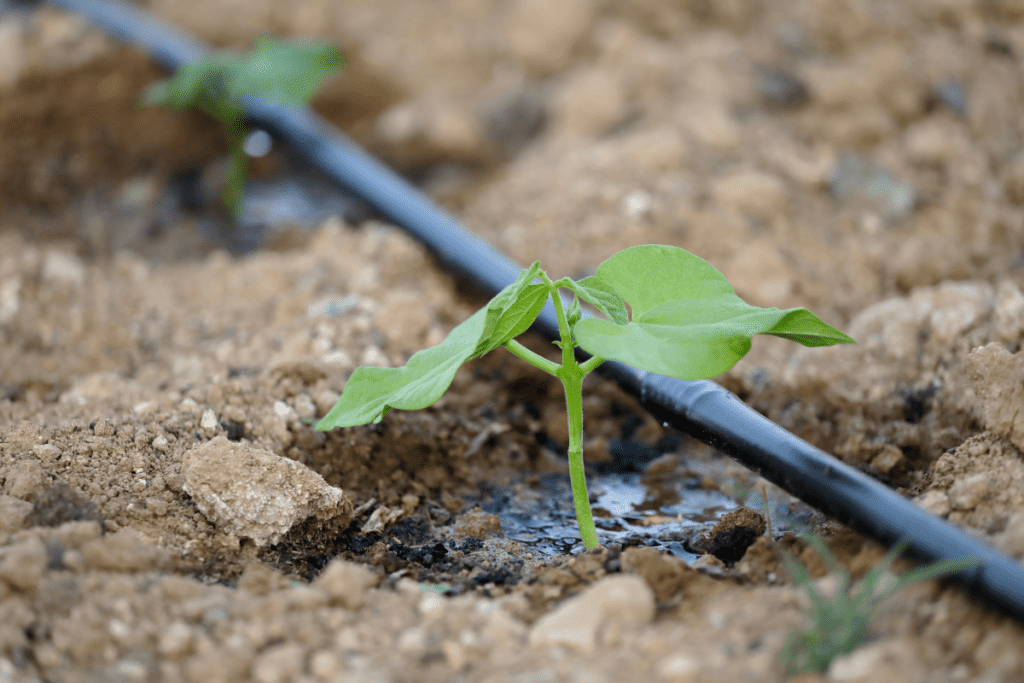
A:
2;0;1024;682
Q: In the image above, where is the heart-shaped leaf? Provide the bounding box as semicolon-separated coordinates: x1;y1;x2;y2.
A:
573;245;855;380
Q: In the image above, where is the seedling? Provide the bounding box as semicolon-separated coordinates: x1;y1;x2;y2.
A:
316;245;856;548
779;531;983;675
141;35;344;216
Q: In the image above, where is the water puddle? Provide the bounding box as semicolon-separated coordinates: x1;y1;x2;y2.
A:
471;467;741;561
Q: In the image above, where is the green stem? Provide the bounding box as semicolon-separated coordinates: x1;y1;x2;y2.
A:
222;119;249;217
504;339;561;376
578;353;605;375
539;273;601;549
561;369;599;548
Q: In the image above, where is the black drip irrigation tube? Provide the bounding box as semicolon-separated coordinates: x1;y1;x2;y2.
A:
51;0;1024;622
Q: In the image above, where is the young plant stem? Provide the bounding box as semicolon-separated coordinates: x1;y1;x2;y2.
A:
543;275;603;548
561;368;598;548
503;279;605;548
222;120;249;216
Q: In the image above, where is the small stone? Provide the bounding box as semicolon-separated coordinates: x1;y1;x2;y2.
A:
31;444;61;463
0;495;32;535
870;445;905;475
309;650;341;680
947;473;990;511
994;511;1024;559
967;343;1024;451
656;654;700;683
199;409;220;435
916;490;951;517
453;507;503;539
80;529;167;572
157;621;193;658
994;280;1024;343
41;248;86;287
712;170;788;220
182;437;352;546
0;537;47;592
529;574;654;652
2;421;44;452
252;643;305;683
4;460;48;502
313;558;377;610
621;546;691;602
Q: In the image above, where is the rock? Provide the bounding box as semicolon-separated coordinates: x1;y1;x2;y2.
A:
506;0;595;73
994;280;1024;344
0;495;32;535
453;507;503;539
0;536;47;592
157;620;194;658
80;529;168;572
621;546;691;601
41;248;86;287
252;643;305;683
182;437;353;547
313;558;378;610
656;654;701;683
4;459;48;502
915;490;950;517
947;472;990;512
994;511;1024;559
528;574;655;652
967;343;1024;451
2;420;45;452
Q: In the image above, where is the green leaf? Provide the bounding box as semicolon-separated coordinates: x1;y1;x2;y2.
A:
573;245;855;381
141;35;343;119
315;306;489;429
316;263;548;430
561;276;628;325
474;263;545;356
225;35;344;105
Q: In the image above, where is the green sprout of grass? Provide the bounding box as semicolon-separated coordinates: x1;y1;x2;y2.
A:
779;531;983;676
316;245;856;549
141;35;344;216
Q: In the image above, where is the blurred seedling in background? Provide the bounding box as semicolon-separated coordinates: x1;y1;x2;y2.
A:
779;530;983;676
141;35;344;216
316;244;855;549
